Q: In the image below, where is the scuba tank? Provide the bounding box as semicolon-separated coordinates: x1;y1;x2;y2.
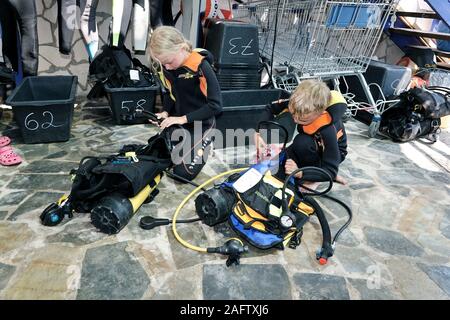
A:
91;175;161;234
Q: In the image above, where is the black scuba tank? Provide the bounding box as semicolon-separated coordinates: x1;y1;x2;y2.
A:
195;186;236;226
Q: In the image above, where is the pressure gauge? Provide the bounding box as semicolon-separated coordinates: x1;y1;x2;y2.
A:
280;214;294;229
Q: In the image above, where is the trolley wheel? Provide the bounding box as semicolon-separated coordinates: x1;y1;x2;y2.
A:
368;120;380;138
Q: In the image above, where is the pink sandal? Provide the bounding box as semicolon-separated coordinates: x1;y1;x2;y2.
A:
0;146;22;166
0;136;11;148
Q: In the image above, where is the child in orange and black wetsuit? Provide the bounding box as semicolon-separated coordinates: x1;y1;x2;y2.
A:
259;79;348;185
148;26;222;181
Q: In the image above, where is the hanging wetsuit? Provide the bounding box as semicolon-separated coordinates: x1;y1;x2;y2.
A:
159;49;222;181
80;0;100;60
57;0;75;54
112;0;133;48
114;0;165;52
58;0;99;59
0;0;38;78
0;24;3;65
133;0;150;52
162;0;174;26
134;0;171;51
149;0;164;28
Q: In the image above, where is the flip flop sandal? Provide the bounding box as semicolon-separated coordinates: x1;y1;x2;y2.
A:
0;136;11;148
0;145;12;153
0;147;22;166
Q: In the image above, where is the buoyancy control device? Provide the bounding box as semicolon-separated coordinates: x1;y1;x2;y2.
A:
40;111;172;234
380;86;450;143
141;120;352;267
190;155;350;266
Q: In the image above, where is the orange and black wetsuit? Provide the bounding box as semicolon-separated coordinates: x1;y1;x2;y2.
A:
260;90;348;182
159;49;222;181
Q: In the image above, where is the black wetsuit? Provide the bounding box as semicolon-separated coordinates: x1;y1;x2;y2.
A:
261;91;348;182
0;0;38;77
58;0;99;57
160;49;222;181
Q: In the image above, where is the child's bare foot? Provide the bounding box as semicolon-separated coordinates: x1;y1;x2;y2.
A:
334;175;347;185
298;181;320;193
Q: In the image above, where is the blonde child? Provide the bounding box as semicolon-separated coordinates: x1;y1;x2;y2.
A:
148;26;222;181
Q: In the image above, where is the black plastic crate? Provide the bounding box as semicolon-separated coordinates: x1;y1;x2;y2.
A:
215;66;261;90
6;76;77;144
215;89;290;148
341;60;410;125
104;84;159;125
204;19;260;68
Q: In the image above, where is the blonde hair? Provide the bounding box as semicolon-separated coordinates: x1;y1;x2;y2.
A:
288;80;331;117
148;26;192;60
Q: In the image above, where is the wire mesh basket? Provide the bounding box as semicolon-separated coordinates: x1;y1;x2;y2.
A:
234;0;399;80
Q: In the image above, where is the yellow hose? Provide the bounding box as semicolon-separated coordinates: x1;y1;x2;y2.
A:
172;168;248;253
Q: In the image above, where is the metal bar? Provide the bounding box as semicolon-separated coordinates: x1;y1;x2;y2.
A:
389;27;450;41
395;11;439;19
356;72;376;107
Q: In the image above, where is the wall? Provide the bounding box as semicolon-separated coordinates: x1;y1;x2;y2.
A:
36;0;111;96
373;34;405;65
33;0;188;97
32;0;405;97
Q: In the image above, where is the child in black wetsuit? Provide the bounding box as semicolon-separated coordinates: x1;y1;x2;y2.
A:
258;79;348;186
148;26;222;181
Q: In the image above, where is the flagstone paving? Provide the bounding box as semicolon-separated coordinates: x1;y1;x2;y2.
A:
0;100;449;300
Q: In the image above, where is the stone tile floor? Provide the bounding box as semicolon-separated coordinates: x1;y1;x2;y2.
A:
0;101;449;300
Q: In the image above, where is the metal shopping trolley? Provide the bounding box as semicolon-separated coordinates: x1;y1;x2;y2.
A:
233;0;400;136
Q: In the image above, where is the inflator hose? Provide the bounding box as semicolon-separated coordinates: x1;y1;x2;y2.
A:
281;166;335;260
299;185;353;246
172;168;247;253
303;196;333;257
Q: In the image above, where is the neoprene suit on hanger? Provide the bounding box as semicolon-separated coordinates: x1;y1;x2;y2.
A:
112;0;170;51
58;0;99;59
0;0;38;77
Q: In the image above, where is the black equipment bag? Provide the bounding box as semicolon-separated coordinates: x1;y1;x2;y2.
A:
87;44;156;99
69;132;172;210
380;87;450;143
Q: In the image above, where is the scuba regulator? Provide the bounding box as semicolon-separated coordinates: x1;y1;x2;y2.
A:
40;194;73;226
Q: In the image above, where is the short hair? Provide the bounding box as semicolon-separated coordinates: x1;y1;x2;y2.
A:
288;80;331;117
148;26;192;60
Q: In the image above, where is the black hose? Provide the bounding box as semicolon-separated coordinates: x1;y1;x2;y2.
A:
280;166;352;255
281;167;333;205
170;217;201;224
164;170;206;191
303;196;333;257
322;194;353;244
300;182;353;245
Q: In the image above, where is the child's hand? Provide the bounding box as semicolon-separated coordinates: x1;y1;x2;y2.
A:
285;159;303;178
159;115;188;129
149;111;168;126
